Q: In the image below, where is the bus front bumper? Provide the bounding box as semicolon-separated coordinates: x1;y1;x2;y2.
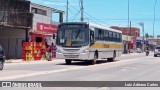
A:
56;52;89;60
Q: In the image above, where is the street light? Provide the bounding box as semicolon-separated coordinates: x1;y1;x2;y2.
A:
139;22;144;52
66;0;69;22
127;0;130;53
139;22;144;39
127;0;130;40
153;0;158;38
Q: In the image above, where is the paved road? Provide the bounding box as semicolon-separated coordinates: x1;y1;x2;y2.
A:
0;52;149;80
1;52;160;90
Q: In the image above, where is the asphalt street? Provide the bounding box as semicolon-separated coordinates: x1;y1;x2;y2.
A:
1;52;160;90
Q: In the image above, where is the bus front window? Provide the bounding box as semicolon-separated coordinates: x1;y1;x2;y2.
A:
57;29;89;47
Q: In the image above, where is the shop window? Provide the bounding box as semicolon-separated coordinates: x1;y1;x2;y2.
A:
31;7;47;16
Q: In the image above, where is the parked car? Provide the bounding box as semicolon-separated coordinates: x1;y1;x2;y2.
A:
0;44;5;70
136;48;142;53
154;46;160;57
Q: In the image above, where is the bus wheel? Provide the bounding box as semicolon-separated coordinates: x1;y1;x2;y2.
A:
91;54;97;65
108;51;116;62
65;59;72;64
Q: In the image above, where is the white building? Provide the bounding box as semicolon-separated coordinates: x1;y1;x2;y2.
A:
29;3;64;45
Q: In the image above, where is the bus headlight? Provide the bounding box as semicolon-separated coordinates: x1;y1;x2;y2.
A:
56;49;62;53
82;49;89;53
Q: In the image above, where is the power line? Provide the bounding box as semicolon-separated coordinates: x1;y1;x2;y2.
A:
84;11;111;26
72;10;81;21
67;0;81;21
72;18;160;21
67;8;80;21
43;0;66;3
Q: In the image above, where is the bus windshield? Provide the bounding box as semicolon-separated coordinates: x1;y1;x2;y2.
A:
56;29;89;47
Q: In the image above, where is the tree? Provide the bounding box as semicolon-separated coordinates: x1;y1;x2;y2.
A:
145;33;149;39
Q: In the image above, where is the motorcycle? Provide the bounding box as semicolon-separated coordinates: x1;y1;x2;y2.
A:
145;50;149;56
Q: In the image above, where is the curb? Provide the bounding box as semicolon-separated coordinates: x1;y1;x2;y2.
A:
4;59;62;64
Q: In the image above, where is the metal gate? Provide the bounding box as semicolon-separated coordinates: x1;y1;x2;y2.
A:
0;38;25;59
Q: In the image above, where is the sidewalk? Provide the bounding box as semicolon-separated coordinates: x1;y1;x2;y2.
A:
121;52;145;57
4;59;59;64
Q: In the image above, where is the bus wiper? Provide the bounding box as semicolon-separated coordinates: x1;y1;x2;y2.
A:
76;29;81;39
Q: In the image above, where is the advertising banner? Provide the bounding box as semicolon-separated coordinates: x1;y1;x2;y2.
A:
37;22;58;33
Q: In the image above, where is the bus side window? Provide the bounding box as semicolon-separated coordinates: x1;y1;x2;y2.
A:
90;30;94;45
104;30;109;41
98;29;104;41
120;33;122;42
109;31;113;41
95;28;99;41
117;33;120;42
98;29;102;40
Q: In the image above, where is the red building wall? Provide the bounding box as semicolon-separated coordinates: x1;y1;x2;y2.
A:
111;26;140;37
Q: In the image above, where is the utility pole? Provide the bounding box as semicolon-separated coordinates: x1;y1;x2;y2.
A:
130;21;131;36
128;21;132;53
127;0;130;53
80;0;84;22
66;0;69;22
139;22;144;52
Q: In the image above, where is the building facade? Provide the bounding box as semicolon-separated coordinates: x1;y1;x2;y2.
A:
29;3;64;45
0;0;64;59
0;0;32;59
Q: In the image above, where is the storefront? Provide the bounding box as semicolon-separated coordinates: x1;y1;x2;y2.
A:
30;22;58;44
136;40;143;49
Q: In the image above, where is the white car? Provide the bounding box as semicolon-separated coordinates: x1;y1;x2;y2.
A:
136;48;142;53
0;44;5;70
154;46;160;57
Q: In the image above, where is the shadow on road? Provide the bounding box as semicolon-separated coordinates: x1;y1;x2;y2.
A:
56;59;120;66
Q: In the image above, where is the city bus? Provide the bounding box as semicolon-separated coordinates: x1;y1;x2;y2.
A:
56;22;123;64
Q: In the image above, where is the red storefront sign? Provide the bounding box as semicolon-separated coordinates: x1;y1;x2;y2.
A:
37;22;58;33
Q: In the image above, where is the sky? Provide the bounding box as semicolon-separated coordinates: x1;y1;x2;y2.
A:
30;0;160;37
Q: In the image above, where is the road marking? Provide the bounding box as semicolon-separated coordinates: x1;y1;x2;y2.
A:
1;56;153;80
0;66;88;80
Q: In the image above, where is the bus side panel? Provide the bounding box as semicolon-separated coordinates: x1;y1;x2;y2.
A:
89;42;123;59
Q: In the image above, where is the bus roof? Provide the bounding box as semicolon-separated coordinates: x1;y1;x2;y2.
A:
60;22;88;25
89;23;122;33
59;22;122;33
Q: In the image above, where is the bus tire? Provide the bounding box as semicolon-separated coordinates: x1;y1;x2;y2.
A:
108;51;116;62
91;54;97;65
65;59;72;64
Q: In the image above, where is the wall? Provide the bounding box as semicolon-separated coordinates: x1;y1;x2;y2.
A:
30;4;52;31
111;26;140;37
0;27;26;59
